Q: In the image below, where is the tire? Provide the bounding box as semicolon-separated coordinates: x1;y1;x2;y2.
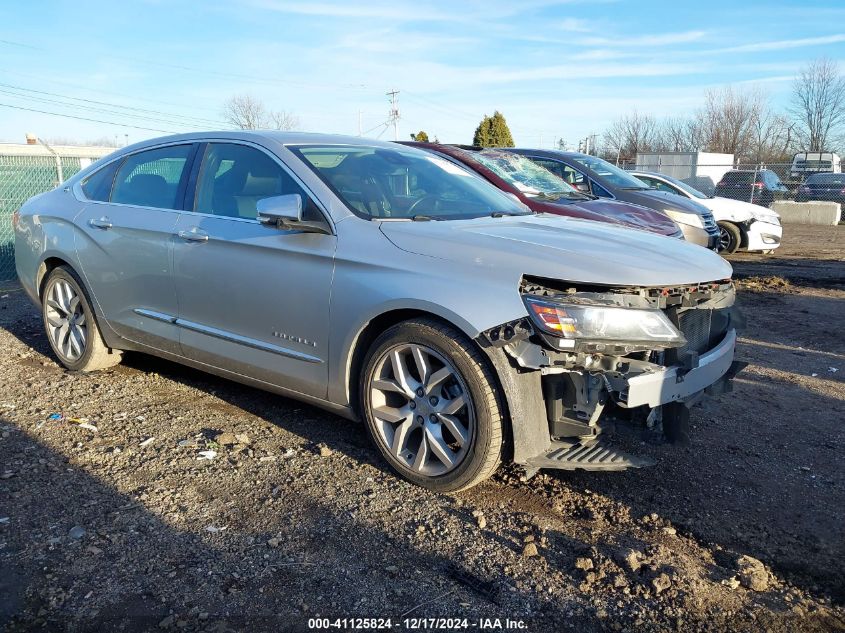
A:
717;222;741;255
41;266;122;372
360;318;503;493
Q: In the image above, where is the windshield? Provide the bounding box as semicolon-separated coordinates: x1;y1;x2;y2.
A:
467;149;584;200
650;173;709;199
290;145;531;220
570;155;650;189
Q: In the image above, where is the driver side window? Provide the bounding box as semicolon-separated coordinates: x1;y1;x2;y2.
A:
194;143;319;220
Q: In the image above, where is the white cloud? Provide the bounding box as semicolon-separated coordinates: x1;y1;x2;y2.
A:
558;17;592;32
577;30;707;47
710;34;845;54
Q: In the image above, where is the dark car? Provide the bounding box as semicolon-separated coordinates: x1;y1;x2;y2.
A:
506;149;719;249
715;170;789;208
795;173;845;205
399;142;682;238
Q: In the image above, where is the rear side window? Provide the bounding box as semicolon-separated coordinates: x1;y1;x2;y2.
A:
764;172;783;187
723;172;753;185
194;143;316;220
80;161;120;201
111;145;193;209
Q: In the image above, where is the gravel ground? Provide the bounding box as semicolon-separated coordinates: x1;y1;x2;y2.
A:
1;224;844;633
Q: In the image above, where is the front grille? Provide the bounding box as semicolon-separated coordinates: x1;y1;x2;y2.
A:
676;308;730;356
678;309;713;354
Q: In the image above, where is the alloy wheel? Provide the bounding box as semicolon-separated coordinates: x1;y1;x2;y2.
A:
369;343;475;477
45;279;88;362
718;226;731;252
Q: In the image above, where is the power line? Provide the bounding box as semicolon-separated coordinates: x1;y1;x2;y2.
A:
0;86;221;130
0;68;224;115
0;82;225;127
0;102;180;134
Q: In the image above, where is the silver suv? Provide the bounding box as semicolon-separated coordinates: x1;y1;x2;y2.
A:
14;132;743;492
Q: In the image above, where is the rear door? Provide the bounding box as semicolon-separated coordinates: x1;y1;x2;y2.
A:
75;143;198;353
172;141;336;398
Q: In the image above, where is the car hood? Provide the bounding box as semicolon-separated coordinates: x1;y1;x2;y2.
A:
622;189;712;216
379;213;732;287
564;198;681;237
703;196;780;222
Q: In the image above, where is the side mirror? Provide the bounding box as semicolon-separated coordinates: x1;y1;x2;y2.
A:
257;194;330;235
574;182;590;193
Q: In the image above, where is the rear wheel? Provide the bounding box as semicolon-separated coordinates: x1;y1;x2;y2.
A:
717;222;741;255
361;318;503;493
41;266;122;372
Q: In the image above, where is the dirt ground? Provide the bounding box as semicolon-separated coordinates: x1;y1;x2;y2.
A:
1;224;843;633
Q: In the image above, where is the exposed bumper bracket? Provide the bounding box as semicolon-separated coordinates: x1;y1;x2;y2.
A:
524;438;653;477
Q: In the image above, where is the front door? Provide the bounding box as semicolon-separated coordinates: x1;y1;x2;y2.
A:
75;143;197;353
172;142;336;398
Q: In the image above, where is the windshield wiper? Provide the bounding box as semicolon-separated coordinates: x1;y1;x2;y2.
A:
411;214;435;221
490;211;527;217
621;186;649;190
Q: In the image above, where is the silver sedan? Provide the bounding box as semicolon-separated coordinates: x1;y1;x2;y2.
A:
15;132;742;491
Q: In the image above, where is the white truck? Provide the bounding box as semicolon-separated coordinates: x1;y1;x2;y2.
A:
790;152;841;180
634;151;734;196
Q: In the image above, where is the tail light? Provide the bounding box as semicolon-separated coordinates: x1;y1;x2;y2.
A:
11;209;20;230
717;180;725;187
752;183;764;189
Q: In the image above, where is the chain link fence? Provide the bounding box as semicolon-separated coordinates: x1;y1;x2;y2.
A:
621;156;845;207
0;146;114;282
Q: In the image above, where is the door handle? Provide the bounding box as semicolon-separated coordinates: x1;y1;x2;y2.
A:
89;217;112;230
177;229;209;243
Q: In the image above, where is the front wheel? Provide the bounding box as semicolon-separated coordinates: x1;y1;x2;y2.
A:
717;222;741;255
41;266;122;372
361;318;504;492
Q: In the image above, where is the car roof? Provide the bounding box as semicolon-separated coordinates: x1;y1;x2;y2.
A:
630;170;665;177
509;149;587;159
118;130;405;155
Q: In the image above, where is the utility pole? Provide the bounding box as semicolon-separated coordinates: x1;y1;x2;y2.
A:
386;89;400;141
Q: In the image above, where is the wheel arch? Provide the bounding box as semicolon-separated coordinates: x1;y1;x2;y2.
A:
346;308;465;417
344;307;516;464
37;256;76;299
35;255;123;350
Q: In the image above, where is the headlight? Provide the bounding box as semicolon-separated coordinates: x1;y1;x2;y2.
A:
664;208;704;229
524;297;686;351
749;209;780;225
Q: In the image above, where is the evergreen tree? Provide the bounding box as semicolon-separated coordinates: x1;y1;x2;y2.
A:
472;115;493;147
472;111;514;147
489;111;515;147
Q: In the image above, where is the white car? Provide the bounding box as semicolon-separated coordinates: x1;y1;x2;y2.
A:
632;171;782;255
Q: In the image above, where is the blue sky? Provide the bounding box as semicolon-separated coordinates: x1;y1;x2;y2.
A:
1;0;844;147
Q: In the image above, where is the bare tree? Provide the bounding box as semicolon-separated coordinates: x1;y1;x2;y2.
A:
602;111;659;162
654;116;704;152
790;58;845;152
269;109;301;131
223;94;300;131
695;86;765;158
748;111;795;163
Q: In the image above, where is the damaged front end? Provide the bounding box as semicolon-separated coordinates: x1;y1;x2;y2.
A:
480;276;746;476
